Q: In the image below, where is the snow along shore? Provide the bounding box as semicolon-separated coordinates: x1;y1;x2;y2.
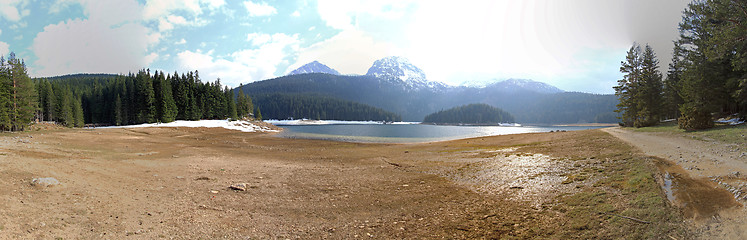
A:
100;120;279;133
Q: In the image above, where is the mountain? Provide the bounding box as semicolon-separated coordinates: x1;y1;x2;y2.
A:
485;79;564;94
365;56;446;90
287;61;340;75
236;73;618;123
237;56;618;123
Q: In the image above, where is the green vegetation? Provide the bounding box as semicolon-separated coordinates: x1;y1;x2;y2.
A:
37;72;399;123
615;43;663;127
634;121;747;146
32;70;254;129
616;0;747;130
252;93;401;121
525;131;685;239
0;52;38;131
422;103;514;124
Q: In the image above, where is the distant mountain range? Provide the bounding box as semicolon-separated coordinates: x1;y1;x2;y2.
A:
242;57;618;123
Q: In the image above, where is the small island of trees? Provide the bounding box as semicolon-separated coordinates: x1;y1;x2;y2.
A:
422;103;515;125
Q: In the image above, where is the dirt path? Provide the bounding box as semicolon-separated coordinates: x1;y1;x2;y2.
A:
602;127;747;239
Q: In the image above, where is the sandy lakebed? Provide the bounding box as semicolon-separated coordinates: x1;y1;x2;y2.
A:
0;124;743;239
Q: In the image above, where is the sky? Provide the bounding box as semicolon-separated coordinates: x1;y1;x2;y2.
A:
0;0;691;94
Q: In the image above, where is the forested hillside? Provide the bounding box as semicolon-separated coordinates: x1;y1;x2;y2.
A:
252;93;401;121
35;70;254;127
423;103;514;124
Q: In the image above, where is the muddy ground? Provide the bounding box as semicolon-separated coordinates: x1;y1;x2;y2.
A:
603;127;747;239
0;126;739;239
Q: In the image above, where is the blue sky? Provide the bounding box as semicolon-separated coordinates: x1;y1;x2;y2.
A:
0;0;689;93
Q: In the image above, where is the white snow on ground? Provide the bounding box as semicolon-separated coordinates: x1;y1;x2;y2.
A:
101;120;279;132
715;117;745;125
266;119;420;126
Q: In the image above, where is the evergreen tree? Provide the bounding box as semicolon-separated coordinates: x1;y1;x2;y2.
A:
236;85;247;118
676;0;743;129
663;42;685;119
161;74;178;122
7;53;37;131
57;87;74;127
73;96;84;127
227;89;237;120
0;56;11;130
114;94;123;126
154;71;177;122
636;44;664;127
615;44;642;127
135;70;155;123
254;107;262;121
614;44;663;127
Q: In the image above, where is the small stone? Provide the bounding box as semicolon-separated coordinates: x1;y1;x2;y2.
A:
229;183;249;191
31;177;60;187
210;190;219;194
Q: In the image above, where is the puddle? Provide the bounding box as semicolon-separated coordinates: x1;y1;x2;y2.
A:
662;172;675;202
654;158;742;220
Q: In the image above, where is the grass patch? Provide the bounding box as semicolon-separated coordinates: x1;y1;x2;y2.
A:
518;130;687;239
633;121;746;146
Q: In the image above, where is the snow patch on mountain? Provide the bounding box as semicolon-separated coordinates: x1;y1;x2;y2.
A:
288;61;340;75
485;79;564;93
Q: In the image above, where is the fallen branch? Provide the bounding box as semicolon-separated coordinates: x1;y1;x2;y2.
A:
382;158;402;167
601;212;651;224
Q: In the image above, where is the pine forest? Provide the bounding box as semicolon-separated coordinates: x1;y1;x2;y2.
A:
615;0;747;130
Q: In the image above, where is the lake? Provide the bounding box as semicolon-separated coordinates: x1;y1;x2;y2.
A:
270;121;611;143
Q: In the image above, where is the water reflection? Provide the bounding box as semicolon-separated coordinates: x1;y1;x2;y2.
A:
275;124;607;143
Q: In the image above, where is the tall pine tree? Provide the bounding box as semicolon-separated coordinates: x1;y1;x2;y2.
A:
7;53;37;131
614;43;663;127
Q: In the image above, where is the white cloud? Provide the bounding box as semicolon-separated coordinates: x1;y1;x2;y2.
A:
144;52;159;66
176;38;187;45
141;0;226;33
0;0;29;21
316;0;413;30
0;41;9;56
143;0;202;20
177;33;299;87
158;14;210;32
291;10;300;17
48;0;142;26
289;29;398;75
243;1;276;17
31;18;153;76
246;32;272;46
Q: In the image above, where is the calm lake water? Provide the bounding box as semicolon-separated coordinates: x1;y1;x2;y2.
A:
273;123;609;143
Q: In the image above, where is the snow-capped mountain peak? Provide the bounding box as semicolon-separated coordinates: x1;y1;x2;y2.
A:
366;56;445;90
287;61;340;76
366;56;427;82
486;78;564;93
